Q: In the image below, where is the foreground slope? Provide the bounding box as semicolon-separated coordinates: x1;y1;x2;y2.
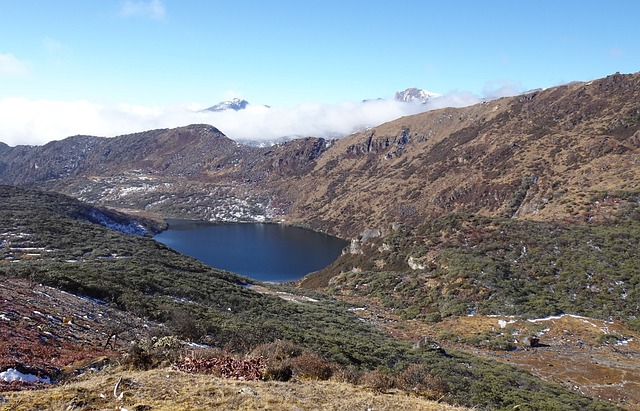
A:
0;185;621;410
1;368;470;411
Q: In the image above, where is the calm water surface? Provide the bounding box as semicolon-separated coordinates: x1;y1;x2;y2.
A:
153;220;348;282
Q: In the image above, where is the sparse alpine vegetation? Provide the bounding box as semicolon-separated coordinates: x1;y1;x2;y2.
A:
309;210;640;330
1;71;639;410
0;185;623;410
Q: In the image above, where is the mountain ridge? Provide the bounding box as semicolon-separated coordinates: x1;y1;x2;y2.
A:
0;72;638;238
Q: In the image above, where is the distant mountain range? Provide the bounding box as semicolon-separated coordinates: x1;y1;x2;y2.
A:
205;88;440;114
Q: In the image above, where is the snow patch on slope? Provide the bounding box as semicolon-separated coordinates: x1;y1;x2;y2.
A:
0;368;51;384
87;209;148;236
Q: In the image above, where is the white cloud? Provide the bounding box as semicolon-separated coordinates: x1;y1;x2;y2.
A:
0;86;518;147
425;91;481;110
0;53;30;77
0;98;108;146
119;0;166;20
203;100;430;141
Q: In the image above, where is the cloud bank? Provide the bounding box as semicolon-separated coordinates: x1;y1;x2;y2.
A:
0;92;492;147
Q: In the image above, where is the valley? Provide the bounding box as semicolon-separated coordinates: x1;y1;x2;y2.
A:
0;71;639;410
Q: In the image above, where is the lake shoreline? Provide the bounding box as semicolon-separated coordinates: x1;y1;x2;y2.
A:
153;220;348;283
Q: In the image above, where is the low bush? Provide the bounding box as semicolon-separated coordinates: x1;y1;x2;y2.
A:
360;369;395;393
124;335;183;370
174;354;265;380
251;339;301;363
263;363;293;382
396;364;449;399
291;351;333;380
331;365;362;385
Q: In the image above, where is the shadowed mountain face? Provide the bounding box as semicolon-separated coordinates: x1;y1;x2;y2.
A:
0;125;237;183
1;73;639;237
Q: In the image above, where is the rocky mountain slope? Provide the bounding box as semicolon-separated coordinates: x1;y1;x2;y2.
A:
1;73;638;239
0;124;330;223
287;72;640;236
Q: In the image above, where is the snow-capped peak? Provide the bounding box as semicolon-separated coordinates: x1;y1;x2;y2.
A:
395;88;441;104
204;98;250;112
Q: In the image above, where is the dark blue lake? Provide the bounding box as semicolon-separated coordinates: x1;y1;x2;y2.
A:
153;220;348;283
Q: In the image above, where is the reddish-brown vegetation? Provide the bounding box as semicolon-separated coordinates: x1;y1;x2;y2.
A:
174;355;266;381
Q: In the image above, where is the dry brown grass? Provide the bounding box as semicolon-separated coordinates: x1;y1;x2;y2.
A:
389;314;640;410
0;367;470;411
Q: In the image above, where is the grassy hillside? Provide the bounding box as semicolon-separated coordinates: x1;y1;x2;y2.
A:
0;185;623;410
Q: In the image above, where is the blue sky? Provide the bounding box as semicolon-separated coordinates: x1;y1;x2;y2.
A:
1;1;638;145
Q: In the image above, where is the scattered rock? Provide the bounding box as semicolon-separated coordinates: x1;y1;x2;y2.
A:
523;335;540;348
413;337;446;354
238;387;259;397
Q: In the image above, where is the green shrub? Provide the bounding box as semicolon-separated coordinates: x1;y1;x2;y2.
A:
263;364;293;382
598;334;622;345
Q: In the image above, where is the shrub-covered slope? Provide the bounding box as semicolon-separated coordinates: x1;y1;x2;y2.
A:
306;211;640;330
0;185;622;410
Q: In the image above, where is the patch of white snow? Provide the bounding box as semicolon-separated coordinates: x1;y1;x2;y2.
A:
0;368;50;384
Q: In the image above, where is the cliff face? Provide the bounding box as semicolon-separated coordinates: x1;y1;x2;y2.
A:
1;73;639;237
